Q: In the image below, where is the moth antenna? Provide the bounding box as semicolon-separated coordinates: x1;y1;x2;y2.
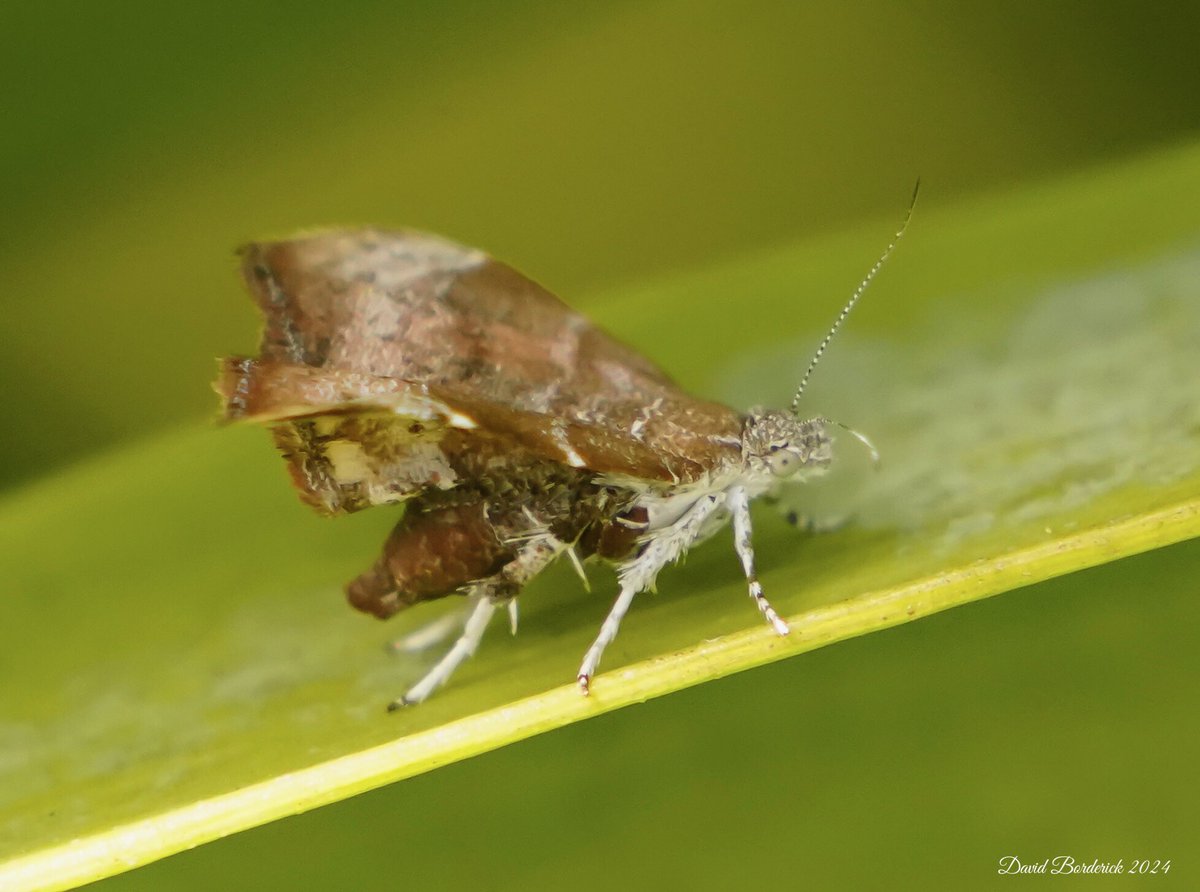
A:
816;416;881;466
789;179;920;414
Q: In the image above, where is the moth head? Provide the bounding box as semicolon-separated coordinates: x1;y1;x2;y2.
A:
741;409;833;480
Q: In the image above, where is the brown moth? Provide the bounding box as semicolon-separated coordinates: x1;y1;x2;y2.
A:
216;191;914;708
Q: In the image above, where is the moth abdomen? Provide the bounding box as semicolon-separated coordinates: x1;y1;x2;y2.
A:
346;500;510;619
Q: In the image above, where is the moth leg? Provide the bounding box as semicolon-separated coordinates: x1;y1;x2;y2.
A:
390;530;564;708
387;588;518;653
386;606;469;654
729;485;790;636
577;492;727;694
575;581;637;695
783;509;849;535
390;592;497;709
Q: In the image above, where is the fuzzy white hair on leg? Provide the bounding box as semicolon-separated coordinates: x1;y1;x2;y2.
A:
577;490;727;693
563;544;591;591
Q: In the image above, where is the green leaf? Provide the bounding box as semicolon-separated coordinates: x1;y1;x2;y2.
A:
3;142;1199;891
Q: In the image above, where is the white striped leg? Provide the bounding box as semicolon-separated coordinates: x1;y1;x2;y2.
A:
576;583;638;694
728;485;790;636
389;594;497;709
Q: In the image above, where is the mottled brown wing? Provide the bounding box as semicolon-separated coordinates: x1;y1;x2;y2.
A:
217;229;742;510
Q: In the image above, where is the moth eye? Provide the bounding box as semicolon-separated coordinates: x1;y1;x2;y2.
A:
767;447;800;477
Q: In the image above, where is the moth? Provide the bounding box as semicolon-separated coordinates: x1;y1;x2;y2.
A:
216;189;915;709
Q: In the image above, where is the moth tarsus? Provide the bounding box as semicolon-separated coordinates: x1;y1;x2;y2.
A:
217;190;915;707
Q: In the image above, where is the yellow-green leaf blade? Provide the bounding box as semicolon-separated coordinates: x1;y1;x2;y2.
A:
2;141;1199;891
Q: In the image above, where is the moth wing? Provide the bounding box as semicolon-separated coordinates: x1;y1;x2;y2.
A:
217;357;474;515
218;357;453;423
224;228;743;498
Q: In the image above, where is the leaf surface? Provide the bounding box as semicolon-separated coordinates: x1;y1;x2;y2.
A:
2;143;1199;891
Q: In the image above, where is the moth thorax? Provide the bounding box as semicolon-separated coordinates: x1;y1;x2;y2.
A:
741;409;832;479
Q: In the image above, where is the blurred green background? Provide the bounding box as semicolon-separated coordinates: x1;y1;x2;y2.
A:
4;1;1198;888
